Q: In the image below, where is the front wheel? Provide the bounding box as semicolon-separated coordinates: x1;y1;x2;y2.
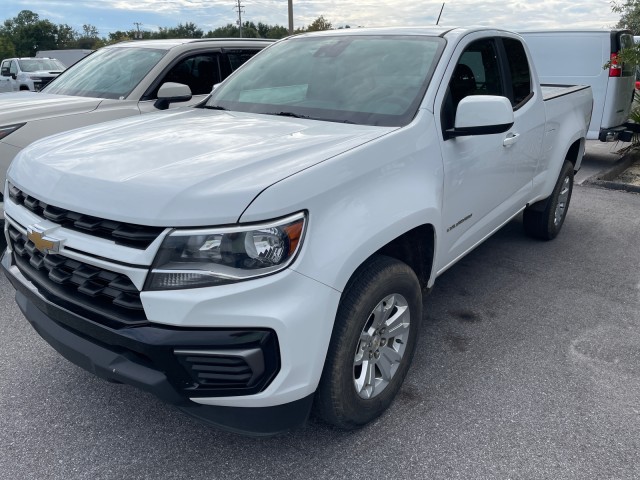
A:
313;255;422;429
523;160;574;240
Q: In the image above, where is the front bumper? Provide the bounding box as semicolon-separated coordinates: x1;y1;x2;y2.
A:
2;249;327;435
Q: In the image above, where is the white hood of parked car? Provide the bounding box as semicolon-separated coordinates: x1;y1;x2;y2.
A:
0;92;101;124
23;69;63;76
8;109;395;226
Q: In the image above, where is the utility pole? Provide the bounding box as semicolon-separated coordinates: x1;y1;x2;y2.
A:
288;0;293;35
235;0;245;38
133;22;143;39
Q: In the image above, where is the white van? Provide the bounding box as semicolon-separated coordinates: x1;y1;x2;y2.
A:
521;29;635;141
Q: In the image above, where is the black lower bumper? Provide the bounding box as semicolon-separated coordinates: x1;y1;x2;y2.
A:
2;253;313;436
599;122;640;142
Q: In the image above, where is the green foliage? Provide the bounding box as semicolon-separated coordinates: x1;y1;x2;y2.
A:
0;10;335;53
157;22;203;39
205;21;290;39
1;10;60;55
306;15;332;32
205;24;240;38
0;36;15;59
613;0;640;34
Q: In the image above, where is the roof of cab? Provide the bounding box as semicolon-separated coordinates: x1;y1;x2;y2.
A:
296;25;515;39
107;38;274;50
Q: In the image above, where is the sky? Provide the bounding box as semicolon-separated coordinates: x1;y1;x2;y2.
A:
0;0;623;37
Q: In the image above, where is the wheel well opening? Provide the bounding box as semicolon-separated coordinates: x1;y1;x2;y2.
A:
375;224;435;289
566;139;581;169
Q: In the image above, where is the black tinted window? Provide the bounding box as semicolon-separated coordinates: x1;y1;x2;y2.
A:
441;38;503;132
158;54;221;96
502;38;532;107
226;50;260;71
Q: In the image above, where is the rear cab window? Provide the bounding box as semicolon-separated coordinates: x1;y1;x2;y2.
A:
501;37;533;108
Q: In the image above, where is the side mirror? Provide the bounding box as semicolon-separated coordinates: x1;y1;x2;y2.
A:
445;95;514;140
212;83;221;91
1;67;9;77
154;82;192;110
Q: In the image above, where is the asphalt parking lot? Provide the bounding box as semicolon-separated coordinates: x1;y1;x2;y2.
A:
1;147;639;479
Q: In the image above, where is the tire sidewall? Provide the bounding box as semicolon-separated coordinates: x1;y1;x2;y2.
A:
328;260;422;426
545;161;574;238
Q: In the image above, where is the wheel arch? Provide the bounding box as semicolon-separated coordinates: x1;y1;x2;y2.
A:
374;224;436;290
565;137;584;171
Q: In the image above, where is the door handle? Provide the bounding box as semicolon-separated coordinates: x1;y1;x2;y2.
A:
503;133;520;147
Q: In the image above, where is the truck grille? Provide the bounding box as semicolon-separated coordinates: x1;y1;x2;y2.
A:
34;77;55;91
8;184;163;249
8;224;147;326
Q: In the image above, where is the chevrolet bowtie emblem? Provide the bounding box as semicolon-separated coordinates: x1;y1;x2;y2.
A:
27;225;61;254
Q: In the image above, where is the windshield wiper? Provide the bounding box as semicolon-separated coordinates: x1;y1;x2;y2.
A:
204;105;228;110
266;111;311;119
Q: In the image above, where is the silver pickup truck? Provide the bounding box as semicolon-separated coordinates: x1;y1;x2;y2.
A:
0;38;272;204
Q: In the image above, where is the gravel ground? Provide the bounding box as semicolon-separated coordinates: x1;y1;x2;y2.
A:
614;157;640;186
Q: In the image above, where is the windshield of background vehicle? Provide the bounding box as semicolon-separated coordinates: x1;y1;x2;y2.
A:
207;35;445;127
42;47;166;99
18;59;66;72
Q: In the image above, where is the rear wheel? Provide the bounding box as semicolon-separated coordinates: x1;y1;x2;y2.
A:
523;160;574;240
313;255;422;429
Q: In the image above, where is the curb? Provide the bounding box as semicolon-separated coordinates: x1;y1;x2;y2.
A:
582;152;640;194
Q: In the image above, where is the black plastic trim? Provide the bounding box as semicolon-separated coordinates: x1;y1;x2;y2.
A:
444;122;514;140
3;256;281;399
179;393;314;436
9;284;306;435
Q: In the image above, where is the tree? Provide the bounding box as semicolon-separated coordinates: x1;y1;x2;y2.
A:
0;9;78;55
0;36;15;59
56;24;77;49
206;24;240;38
157;22;203;39
613;0;640;34
607;2;640;69
76;24;103;49
256;22;289;39
306;15;332;32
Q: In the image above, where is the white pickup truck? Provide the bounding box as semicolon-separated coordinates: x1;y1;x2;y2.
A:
0;57;66;92
2;27;592;435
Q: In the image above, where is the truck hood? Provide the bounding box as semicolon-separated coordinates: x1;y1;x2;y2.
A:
9;109;395;226
0;92;100;125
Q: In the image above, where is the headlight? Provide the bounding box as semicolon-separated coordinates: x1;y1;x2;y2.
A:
0;123;26;141
145;212;306;290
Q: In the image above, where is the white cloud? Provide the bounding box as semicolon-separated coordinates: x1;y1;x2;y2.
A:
0;0;623;33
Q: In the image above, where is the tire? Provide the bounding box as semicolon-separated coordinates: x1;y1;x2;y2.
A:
523;160;574;240
313;255;422;429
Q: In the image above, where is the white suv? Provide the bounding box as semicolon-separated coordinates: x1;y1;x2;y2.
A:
0;57;66;92
0;39;272;202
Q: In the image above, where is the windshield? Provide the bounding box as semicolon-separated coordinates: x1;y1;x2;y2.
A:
207;35;445;127
19;59;65;72
42;47;166;99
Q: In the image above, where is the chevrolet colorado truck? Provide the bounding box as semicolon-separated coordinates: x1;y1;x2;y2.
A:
2;27;592;435
0;38;271;205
